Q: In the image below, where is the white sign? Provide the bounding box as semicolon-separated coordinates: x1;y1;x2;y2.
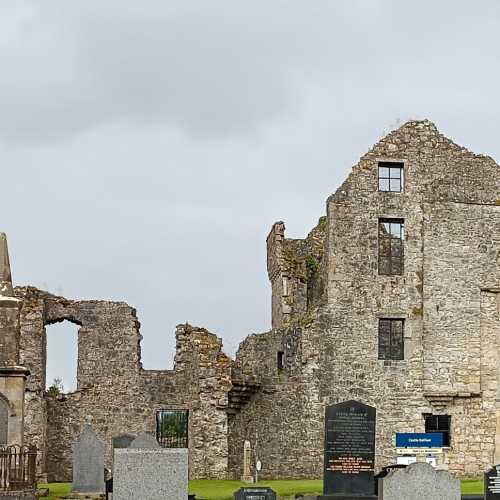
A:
397;456;417;465
397;447;443;455
256;460;262;471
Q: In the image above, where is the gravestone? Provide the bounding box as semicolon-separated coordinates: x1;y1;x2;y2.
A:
242;440;253;483
485;465;500;499
319;400;376;499
234;486;276;500
112;434;135;450
374;464;406;494
129;431;160;449
113;448;188;500
378;462;460;500
71;423;105;494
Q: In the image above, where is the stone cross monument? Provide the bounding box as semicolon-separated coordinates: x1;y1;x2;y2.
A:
0;233;30;447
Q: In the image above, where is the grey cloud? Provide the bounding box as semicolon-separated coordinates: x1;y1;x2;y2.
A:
1;1;497;144
1;0;500;388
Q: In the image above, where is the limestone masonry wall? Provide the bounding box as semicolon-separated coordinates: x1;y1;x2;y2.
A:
1;120;498;481
13;287;232;481
231;120;499;478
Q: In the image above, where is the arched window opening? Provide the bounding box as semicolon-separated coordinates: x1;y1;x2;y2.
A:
45;321;79;394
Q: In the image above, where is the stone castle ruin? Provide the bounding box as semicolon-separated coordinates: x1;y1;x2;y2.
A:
0;120;499;481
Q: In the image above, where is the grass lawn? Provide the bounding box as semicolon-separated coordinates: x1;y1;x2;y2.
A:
39;478;484;499
189;479;323;499
460;479;483;494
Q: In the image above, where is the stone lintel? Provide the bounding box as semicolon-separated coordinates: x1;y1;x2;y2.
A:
424;391;480;400
0;296;20;306
0;366;31;378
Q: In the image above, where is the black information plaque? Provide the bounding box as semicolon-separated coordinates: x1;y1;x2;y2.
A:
234;487;277;500
485;465;500;499
323;400;376;497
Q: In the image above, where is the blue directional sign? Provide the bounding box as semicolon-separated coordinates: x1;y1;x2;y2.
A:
396;433;443;448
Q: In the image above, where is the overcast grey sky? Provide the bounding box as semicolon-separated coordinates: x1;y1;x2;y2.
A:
2;1;500;391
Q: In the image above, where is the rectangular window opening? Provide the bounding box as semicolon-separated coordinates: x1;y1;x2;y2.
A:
379;218;404;276
277;351;285;370
155;409;188;448
424;414;451;447
378;161;404;192
378;319;404;360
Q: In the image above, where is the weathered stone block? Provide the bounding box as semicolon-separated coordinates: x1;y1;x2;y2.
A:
113;448;188;500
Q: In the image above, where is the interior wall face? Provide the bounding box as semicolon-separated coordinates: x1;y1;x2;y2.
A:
14;288;231;481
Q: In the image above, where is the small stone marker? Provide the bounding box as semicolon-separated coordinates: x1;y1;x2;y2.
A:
234;486;276;500
241;440;253;483
112;434;135;449
71;422;105;494
320;400;376;499
378;462;460;500
113;448;188;500
129;431;160;449
485;465;500;499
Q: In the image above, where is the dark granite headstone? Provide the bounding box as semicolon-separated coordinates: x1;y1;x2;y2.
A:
112;434;135;449
320;400;376;499
234;486;277;500
485;465;500;499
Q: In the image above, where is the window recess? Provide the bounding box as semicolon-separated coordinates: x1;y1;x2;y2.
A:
378;318;404;360
378;161;404;192
378;218;404;276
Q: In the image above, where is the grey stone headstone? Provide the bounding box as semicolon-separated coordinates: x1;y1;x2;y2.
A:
129;432;160;449
112;434;135;449
0;398;8;446
113;448;188;500
378;462;460;500
71;423;105;494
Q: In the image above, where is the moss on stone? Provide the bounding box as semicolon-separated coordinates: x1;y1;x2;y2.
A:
412;307;423;317
305;255;319;275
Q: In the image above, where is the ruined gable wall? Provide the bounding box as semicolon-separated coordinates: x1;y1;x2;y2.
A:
229;326;323;479
174;324;232;479
320;120;500;475
14;288;232;481
231;121;499;479
318;124;430;471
